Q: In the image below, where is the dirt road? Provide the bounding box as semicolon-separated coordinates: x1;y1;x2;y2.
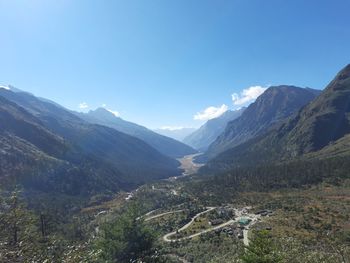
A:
163;207;215;242
163;207;261;243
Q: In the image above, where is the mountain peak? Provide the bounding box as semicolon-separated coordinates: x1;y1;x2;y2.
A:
335;64;350;81
91;107;112;114
0;85;11;90
0;85;24;93
202;85;321;160
78;107;197;158
205;64;350;172
89;107;120;119
264;85;315;94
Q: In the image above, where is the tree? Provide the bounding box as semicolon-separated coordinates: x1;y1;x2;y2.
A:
0;189;41;262
96;203;158;262
241;230;283;263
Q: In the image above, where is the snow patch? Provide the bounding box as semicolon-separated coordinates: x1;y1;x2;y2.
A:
0;85;10;90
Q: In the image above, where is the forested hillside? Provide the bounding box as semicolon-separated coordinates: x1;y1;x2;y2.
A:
0;89;182;198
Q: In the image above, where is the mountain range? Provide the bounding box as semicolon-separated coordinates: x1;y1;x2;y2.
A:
203;64;350;173
0;88;182;196
76;108;196;158
183;108;245;152
2;64;350;202
200;85;321;162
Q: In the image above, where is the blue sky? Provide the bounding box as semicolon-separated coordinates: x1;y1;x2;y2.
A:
0;0;350;129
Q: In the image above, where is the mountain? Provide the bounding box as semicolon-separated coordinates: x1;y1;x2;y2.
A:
283;66;350;156
204;64;350;173
76;108;197;158
202;86;321;161
0;95;67;156
0;84;24;93
0;95;89;195
0;89;181;196
183;108;245;151
153;127;196;142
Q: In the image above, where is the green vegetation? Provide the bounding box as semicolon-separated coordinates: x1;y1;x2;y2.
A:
96;203;158;262
1;65;350;262
160;233;243;262
1;169;350;262
0;90;182;202
241;230;282;263
198;156;350;203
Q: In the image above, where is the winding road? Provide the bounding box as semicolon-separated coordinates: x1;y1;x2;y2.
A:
163;207;216;242
162;207;261;244
144;209;185;222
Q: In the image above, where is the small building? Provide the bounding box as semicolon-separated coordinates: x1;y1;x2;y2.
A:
222;227;231;233
255;209;273;216
238;217;251;226
210;219;224;226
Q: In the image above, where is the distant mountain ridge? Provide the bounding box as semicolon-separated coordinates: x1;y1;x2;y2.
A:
204;64;350;173
0;89;181;197
183;108;245;151
76;108;197;158
154;127;196;142
201;85;321;161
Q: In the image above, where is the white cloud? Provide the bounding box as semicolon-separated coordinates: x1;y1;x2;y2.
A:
232;86;267;106
79;102;89;109
106;109;120;117
101;104;120;117
194;104;228;121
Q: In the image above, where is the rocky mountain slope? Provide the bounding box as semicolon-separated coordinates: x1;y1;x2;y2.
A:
204;65;350;173
202;86;321;161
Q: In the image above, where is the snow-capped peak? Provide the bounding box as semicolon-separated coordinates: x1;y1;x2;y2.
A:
0;85;11;90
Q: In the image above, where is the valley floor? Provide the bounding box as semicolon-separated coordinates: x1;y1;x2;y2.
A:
4;154;348;262
75;151;350;262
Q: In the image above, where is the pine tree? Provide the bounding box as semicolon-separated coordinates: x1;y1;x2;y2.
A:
0;188;38;262
96;203;158;262
241;230;283;263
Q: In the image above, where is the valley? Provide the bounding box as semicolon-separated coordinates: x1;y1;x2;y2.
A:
123;153;203;201
160;206;261;244
1;65;350;262
2;1;350;262
124;155;264;246
170;153;205;180
178;153;205;176
105;175;350;262
80;138;349;262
